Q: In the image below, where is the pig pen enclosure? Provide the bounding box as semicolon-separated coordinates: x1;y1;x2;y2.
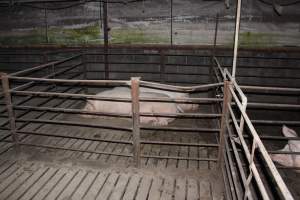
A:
0;47;299;200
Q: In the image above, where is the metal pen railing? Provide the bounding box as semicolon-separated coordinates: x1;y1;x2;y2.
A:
1;62;224;168
212;56;294;199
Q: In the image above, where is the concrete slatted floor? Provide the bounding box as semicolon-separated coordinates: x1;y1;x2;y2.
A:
0;85;222;199
0;158;222;200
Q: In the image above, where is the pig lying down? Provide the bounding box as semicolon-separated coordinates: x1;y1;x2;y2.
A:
140;87;199;112
270;125;300;172
81;87;189;126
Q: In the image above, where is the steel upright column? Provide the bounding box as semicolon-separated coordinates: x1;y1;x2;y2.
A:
218;80;232;168
131;77;141;167
232;0;242;78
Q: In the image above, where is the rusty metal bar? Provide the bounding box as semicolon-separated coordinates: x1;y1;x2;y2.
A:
131;77;141;168
141;126;220;132
15;88;84;139
16;130;133;144
13;90;223;104
14;105;221;119
0;72;82;128
140;81;223;92
15;118;132;132
218;80;232;167
0;73;19;153
9;76;130;86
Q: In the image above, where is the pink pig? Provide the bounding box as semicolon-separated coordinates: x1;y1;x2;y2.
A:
140;87;199;112
81;87;178;126
270;125;300;171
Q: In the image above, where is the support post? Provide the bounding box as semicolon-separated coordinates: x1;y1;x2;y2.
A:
103;0;109;80
210;14;219;96
232;0;242;78
131;77;141;168
44;7;49;44
218;80;232;168
159;50;166;83
1;73;19;154
170;0;173;45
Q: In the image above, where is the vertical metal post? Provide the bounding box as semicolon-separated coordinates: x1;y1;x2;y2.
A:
0;73;19;154
212;13;219;61
210;13;219;84
218;80;232;168
239;97;247;135
103;0;109;80
44;7;49;43
159;50;166;83
170;0;173;45
99;1;102;29
232;0;242;78
131;77;141;168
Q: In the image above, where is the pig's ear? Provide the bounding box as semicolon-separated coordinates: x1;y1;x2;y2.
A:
282;125;298;137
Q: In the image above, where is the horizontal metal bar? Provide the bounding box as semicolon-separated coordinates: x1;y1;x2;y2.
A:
236;119;300;126
11;62;83;92
14;105;132;118
246;102;300;110
16;118;133;132
241;85;300;93
269;151;300;155
15;105;221;119
13;90;222;104
139;96;222;103
19;142;133;157
17;130;133;144
140;140;219;147
86;61;210;68
243;135;300;141
141;154;217;161
140;112;221;118
140;81;223;92
12;90;132;102
229;85;293;199
9;61;59;76
8;76;130;86
141;126;220;132
86;70;209;76
10;54;81;76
